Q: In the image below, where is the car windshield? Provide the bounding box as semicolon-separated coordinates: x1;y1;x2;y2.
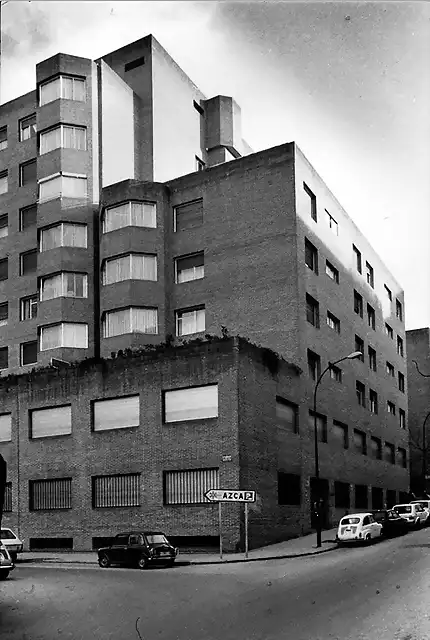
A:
1;529;17;540
340;517;361;525
146;534;168;544
395;506;412;514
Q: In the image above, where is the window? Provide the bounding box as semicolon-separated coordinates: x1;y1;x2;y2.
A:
385;323;393;339
307;349;321;381
20;295;38;320
174;199;203;232
399;408;406;430
19;114;36;141
40;125;87;155
0;170;7;195
304;239;318;273
164;468;219;505
356;381;366;407
397;448;407;468
387;401;396;416
20;159;37;186
384;442;395;464
308;410;327;443
398;372;405;393
368;346;377;371
30;405;72;438
0;126;7;151
102;307;158;337
195;156;205;172
306;294;320;327
384;284;392;301
386;361;395;377
175;253;204;283
353;245;362;274
0;214;8;239
0;258;7;281
0;302;7;326
278;472;301;505
21;340;38;366
355;485;368;509
355;336;364;361
92;473;140;508
334;481;350;508
0;347;8;370
93;396;140;432
3;482;12;512
39;75;86;106
303;183;317;221
370;437;382;460
103;201;156;233
40;322;88;350
372;487;384;509
124;56;146;72
367;304;375;329
397;335;404;357
326;211;338;235
353;429;366;455
325;260;339;283
38;173;87;202
20;249;37;275
396;299;403;322
164;385;218;423
0;413;12;442
365;261;374;288
327;311;340;333
29;478;72;510
40;222;87;250
353;290;363;317
40;272;88;301
332;420;348;448
276;397;298;434
176;306;205;336
20;204;37;230
369;389;378;414
329;365;342;383
102;254;157;285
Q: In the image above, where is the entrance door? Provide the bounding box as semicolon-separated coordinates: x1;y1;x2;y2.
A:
310;478;330;529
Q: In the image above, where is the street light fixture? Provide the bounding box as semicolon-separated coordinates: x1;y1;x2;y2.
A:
313;350;363;548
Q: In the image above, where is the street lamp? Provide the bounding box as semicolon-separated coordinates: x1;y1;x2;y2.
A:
313;350;363;548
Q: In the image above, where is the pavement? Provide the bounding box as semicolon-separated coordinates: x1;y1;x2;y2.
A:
17;527;338;566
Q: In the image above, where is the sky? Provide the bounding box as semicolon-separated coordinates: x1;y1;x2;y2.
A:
1;0;430;330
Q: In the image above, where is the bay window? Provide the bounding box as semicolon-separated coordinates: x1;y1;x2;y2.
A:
39;75;86;106
40;272;88;301
40;222;87;251
103;307;158;337
40;322;88;350
102;201;156;233
40;125;86;155
102;254;157;285
38;173;87;202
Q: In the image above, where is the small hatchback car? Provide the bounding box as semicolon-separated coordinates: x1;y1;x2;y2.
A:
0;543;15;580
98;531;178;570
336;512;383;545
393;503;428;527
1;528;24;562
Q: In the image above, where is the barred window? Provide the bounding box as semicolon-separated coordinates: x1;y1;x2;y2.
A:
30;405;72;438
164;468;219;505
29;478;72;510
3;482;12;512
92;473;141;508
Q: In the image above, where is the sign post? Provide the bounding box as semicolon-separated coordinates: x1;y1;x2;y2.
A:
204;489;256;560
244;501;249;559
218;501;223;561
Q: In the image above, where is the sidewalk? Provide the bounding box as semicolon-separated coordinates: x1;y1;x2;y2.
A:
18;528;338;567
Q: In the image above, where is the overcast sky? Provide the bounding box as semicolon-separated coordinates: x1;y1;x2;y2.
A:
2;1;429;330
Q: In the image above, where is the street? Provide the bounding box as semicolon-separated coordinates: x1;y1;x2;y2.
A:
1;528;430;640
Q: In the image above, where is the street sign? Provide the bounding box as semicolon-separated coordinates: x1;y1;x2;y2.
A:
204;489;256;503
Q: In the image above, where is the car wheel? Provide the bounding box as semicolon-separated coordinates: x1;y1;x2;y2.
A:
98;554;111;569
415;518;420;528
365;534;372;545
10;552;17;563
0;571;10;580
137;556;148;570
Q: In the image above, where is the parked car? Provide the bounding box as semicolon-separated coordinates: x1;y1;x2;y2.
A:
410;500;430;525
0;543;15;580
336;512;383;545
0;528;24;562
372;509;410;537
393;503;428;528
98;531;178;569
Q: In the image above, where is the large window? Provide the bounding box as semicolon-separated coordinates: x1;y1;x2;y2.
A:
0;170;7;195
278;472;301;505
39;75;86;106
174;199;203;232
40;272;88;301
19;114;37;141
38;173;87;202
20;295;38;320
40;125;87;154
29;478;72;510
92;473;140;508
103;201;156;233
276;397;298;434
308;411;327;443
0;413;12;442
40;323;88;350
30;405;72;438
102;307;158;337
175;253;204;283
164;468;219;505
164;385;218;423
176;307;205;336
102;254;157;285
20;160;37;186
93;396;140;432
40;222;87;251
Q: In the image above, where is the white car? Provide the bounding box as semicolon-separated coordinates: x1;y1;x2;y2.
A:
336;512;383;545
0;543;14;580
1;528;24;562
410;500;430;525
393;503;427;528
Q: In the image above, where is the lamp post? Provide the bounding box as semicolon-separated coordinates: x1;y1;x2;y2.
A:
313;350;363;548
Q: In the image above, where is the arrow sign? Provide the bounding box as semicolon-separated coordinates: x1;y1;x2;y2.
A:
204;489;256;503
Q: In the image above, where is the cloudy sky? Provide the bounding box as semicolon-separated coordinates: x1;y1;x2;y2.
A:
2;1;429;330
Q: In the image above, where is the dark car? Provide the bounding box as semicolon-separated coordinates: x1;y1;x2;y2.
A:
372;509;409;538
97;531;178;569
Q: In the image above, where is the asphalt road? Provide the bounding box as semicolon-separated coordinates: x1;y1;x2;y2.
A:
1;527;430;640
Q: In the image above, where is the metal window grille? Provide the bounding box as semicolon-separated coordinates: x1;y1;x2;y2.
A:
92;473;140;508
3;482;12;512
164;468;219;505
30;478;72;510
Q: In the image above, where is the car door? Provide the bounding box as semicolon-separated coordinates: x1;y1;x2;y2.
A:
110;535;129;564
368;514;381;537
128;534;144;565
